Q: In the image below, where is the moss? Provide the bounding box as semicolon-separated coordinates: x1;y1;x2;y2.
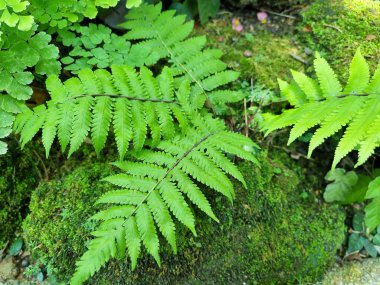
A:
300;0;380;80
24;150;345;284
22;161;116;278
196;18;305;89
0;141;40;248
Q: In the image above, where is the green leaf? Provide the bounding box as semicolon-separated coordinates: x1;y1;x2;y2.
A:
353;212;365;232
17;15;34;31
365;177;380;231
347;233;365;254
314;53;342;98
126;0;142;9
197;0;220;24
323;168;359;203
343;49;370;94
9;238;23;256
363;239;378;257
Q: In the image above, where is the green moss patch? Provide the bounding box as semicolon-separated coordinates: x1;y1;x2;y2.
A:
300;0;380;80
0;142;40;248
196;17;305;90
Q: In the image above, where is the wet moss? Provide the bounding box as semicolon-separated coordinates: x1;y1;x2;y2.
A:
300;0;380;80
23;150;345;284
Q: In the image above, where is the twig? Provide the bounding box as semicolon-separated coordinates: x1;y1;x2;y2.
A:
323;23;342;33
261;9;297;20
289;53;308;65
244;98;248;137
33;149;49;180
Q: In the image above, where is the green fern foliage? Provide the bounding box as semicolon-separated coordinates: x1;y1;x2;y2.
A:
365;177;380;231
58;24;132;73
71;117;258;285
14;66;198;158
0;0;34;31
120;3;244;113
29;0;119;28
263;49;380;168
0;26;60;153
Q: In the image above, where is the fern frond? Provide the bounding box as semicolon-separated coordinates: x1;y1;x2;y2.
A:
263;49;380;168
120;3;243;110
15;66;193;159
72;122;258;284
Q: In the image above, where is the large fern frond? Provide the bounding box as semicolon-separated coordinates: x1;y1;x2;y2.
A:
14;66;197;159
263;49;380;168
119;3;243;112
70;118;258;285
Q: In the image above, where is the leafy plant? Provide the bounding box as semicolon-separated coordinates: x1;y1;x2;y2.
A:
0;26;60;154
3;3;258;284
324;168;370;204
120;3;243;112
58;23;131;73
71;114;257;284
264;49;380;231
29;0;118;28
0;0;34;31
263;49;380;168
347;212;380;258
170;0;220;24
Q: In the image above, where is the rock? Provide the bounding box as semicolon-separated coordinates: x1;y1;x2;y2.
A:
320;258;380;285
0;256;17;281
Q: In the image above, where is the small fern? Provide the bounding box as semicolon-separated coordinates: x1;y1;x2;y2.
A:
71;115;258;285
14;66;198;159
263;49;380;168
57;23;132;73
120;3;244;112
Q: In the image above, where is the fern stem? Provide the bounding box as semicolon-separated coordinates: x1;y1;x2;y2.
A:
121;132;216;226
73;94;177;103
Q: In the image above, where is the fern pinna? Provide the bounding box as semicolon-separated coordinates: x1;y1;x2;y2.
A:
14;66;196;159
263;49;380;168
120;3;244;113
71;114;258;284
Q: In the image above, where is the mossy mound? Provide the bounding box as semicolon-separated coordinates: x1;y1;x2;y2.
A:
196;18;305;89
23;150;345;284
300;0;380;80
0;142;40;248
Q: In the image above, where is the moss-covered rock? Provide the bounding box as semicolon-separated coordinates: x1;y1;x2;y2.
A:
300;0;380;80
23;151;345;284
196;18;305;89
0;142;40;248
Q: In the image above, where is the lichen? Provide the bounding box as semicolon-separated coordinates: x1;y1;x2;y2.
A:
23;150;345;284
300;0;380;80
